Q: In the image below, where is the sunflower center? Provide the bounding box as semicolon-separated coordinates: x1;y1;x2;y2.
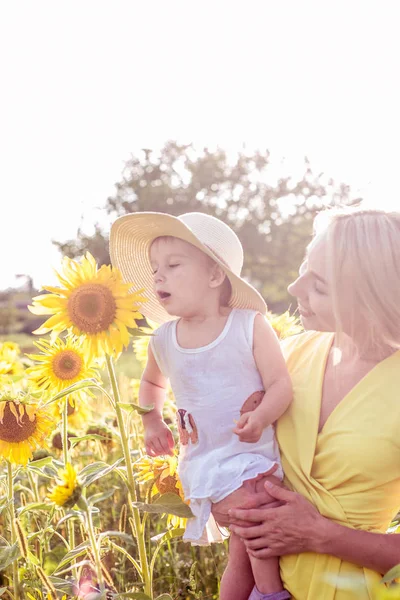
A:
67;283;117;334
0;402;37;443
52;350;83;381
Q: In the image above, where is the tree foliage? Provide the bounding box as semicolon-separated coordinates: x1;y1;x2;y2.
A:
54;141;357;312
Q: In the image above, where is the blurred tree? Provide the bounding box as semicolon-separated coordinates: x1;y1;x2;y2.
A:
0;301;23;334
54;141;358;312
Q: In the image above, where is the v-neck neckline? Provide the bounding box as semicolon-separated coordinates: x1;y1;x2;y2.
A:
316;334;400;436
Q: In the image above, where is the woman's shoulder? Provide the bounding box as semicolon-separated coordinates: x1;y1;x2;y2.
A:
280;330;332;361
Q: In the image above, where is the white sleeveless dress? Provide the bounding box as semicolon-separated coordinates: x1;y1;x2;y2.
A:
150;308;283;545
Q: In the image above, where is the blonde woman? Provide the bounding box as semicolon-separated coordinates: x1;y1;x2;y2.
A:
229;206;400;599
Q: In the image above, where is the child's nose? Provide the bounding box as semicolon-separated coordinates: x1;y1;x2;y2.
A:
154;269;166;283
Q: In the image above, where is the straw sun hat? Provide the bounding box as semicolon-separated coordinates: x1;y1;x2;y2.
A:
109;212;267;324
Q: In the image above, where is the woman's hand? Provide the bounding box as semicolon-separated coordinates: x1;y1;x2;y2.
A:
229;481;327;558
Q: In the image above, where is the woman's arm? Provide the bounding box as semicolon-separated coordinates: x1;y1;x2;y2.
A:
229;481;400;574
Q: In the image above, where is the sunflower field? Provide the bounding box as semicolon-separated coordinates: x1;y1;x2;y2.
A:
0;253;303;600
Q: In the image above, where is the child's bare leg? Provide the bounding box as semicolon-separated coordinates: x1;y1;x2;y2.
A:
219;532;254;600
249;554;283;594
213;471;290;599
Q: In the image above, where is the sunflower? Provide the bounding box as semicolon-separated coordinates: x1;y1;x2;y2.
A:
48;462;82;508
26;336;100;402
267;310;303;340
0;392;55;465
0;340;25;380
28;252;147;360
131;320;157;369
134;454;185;500
50;396;93;434
134;454;188;531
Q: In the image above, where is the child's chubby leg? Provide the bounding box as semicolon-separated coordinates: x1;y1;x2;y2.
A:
219;532;255;600
212;470;288;599
211;469;283;528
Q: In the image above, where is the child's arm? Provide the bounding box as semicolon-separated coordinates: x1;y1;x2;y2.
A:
139;344;175;456
234;314;293;443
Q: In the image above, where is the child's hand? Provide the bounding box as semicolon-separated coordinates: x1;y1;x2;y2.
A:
233;412;263;443
144;420;175;456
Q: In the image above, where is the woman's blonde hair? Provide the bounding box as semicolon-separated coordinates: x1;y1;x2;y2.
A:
313;205;400;357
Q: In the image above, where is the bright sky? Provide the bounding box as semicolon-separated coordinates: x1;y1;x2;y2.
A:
1;0;399;290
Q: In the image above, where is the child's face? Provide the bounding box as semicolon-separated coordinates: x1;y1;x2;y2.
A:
149;236;217;318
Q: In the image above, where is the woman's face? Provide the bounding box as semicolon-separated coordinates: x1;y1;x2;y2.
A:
288;235;338;332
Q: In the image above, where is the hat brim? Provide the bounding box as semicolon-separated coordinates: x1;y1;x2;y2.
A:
109;212;267;324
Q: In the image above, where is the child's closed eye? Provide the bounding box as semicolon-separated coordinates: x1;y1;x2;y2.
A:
169;264;180;268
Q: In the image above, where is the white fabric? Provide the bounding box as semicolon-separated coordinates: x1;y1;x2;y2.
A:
150;308;283;545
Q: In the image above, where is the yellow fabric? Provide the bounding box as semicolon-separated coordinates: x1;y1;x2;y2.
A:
276;331;400;599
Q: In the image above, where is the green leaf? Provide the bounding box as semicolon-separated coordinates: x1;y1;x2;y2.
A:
27;455;54;468
155;595;174;600
0;497;10;516
382;562;400;583
114;594;152;600
53;558;93;577
44;378;100;405
27;549;40;565
117;402;154;415
133;492;193;518
98;530;135;544
88;487;118;505
56;510;84;527
149;528;185;584
69;433;113;447
80;457;124;487
17;502;53;516
0;542;20;569
0;588;7;596
151;527;185;543
53;541;90;573
49;575;79;594
27;460;60;480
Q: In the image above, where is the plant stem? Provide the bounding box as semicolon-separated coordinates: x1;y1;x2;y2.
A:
105;354;151;596
62;397;69;466
81;498;105;593
7;461;19;600
60;397;78;580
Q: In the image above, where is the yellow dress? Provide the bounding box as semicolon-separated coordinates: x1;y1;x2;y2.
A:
276;331;400;599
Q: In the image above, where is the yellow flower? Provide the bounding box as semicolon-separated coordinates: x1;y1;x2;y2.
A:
134;454;188;530
134;453;185;500
26;336;100;401
49;396;93;433
132;322;156;369
0;392;55;465
48;463;81;507
0;340;25;379
65;397;93;431
166;513;187;530
267;310;303;339
373;584;400;599
29;252;147;360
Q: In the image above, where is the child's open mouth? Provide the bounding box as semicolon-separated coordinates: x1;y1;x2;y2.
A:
157;291;171;301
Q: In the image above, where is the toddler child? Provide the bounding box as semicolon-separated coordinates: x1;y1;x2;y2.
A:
110;211;292;600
